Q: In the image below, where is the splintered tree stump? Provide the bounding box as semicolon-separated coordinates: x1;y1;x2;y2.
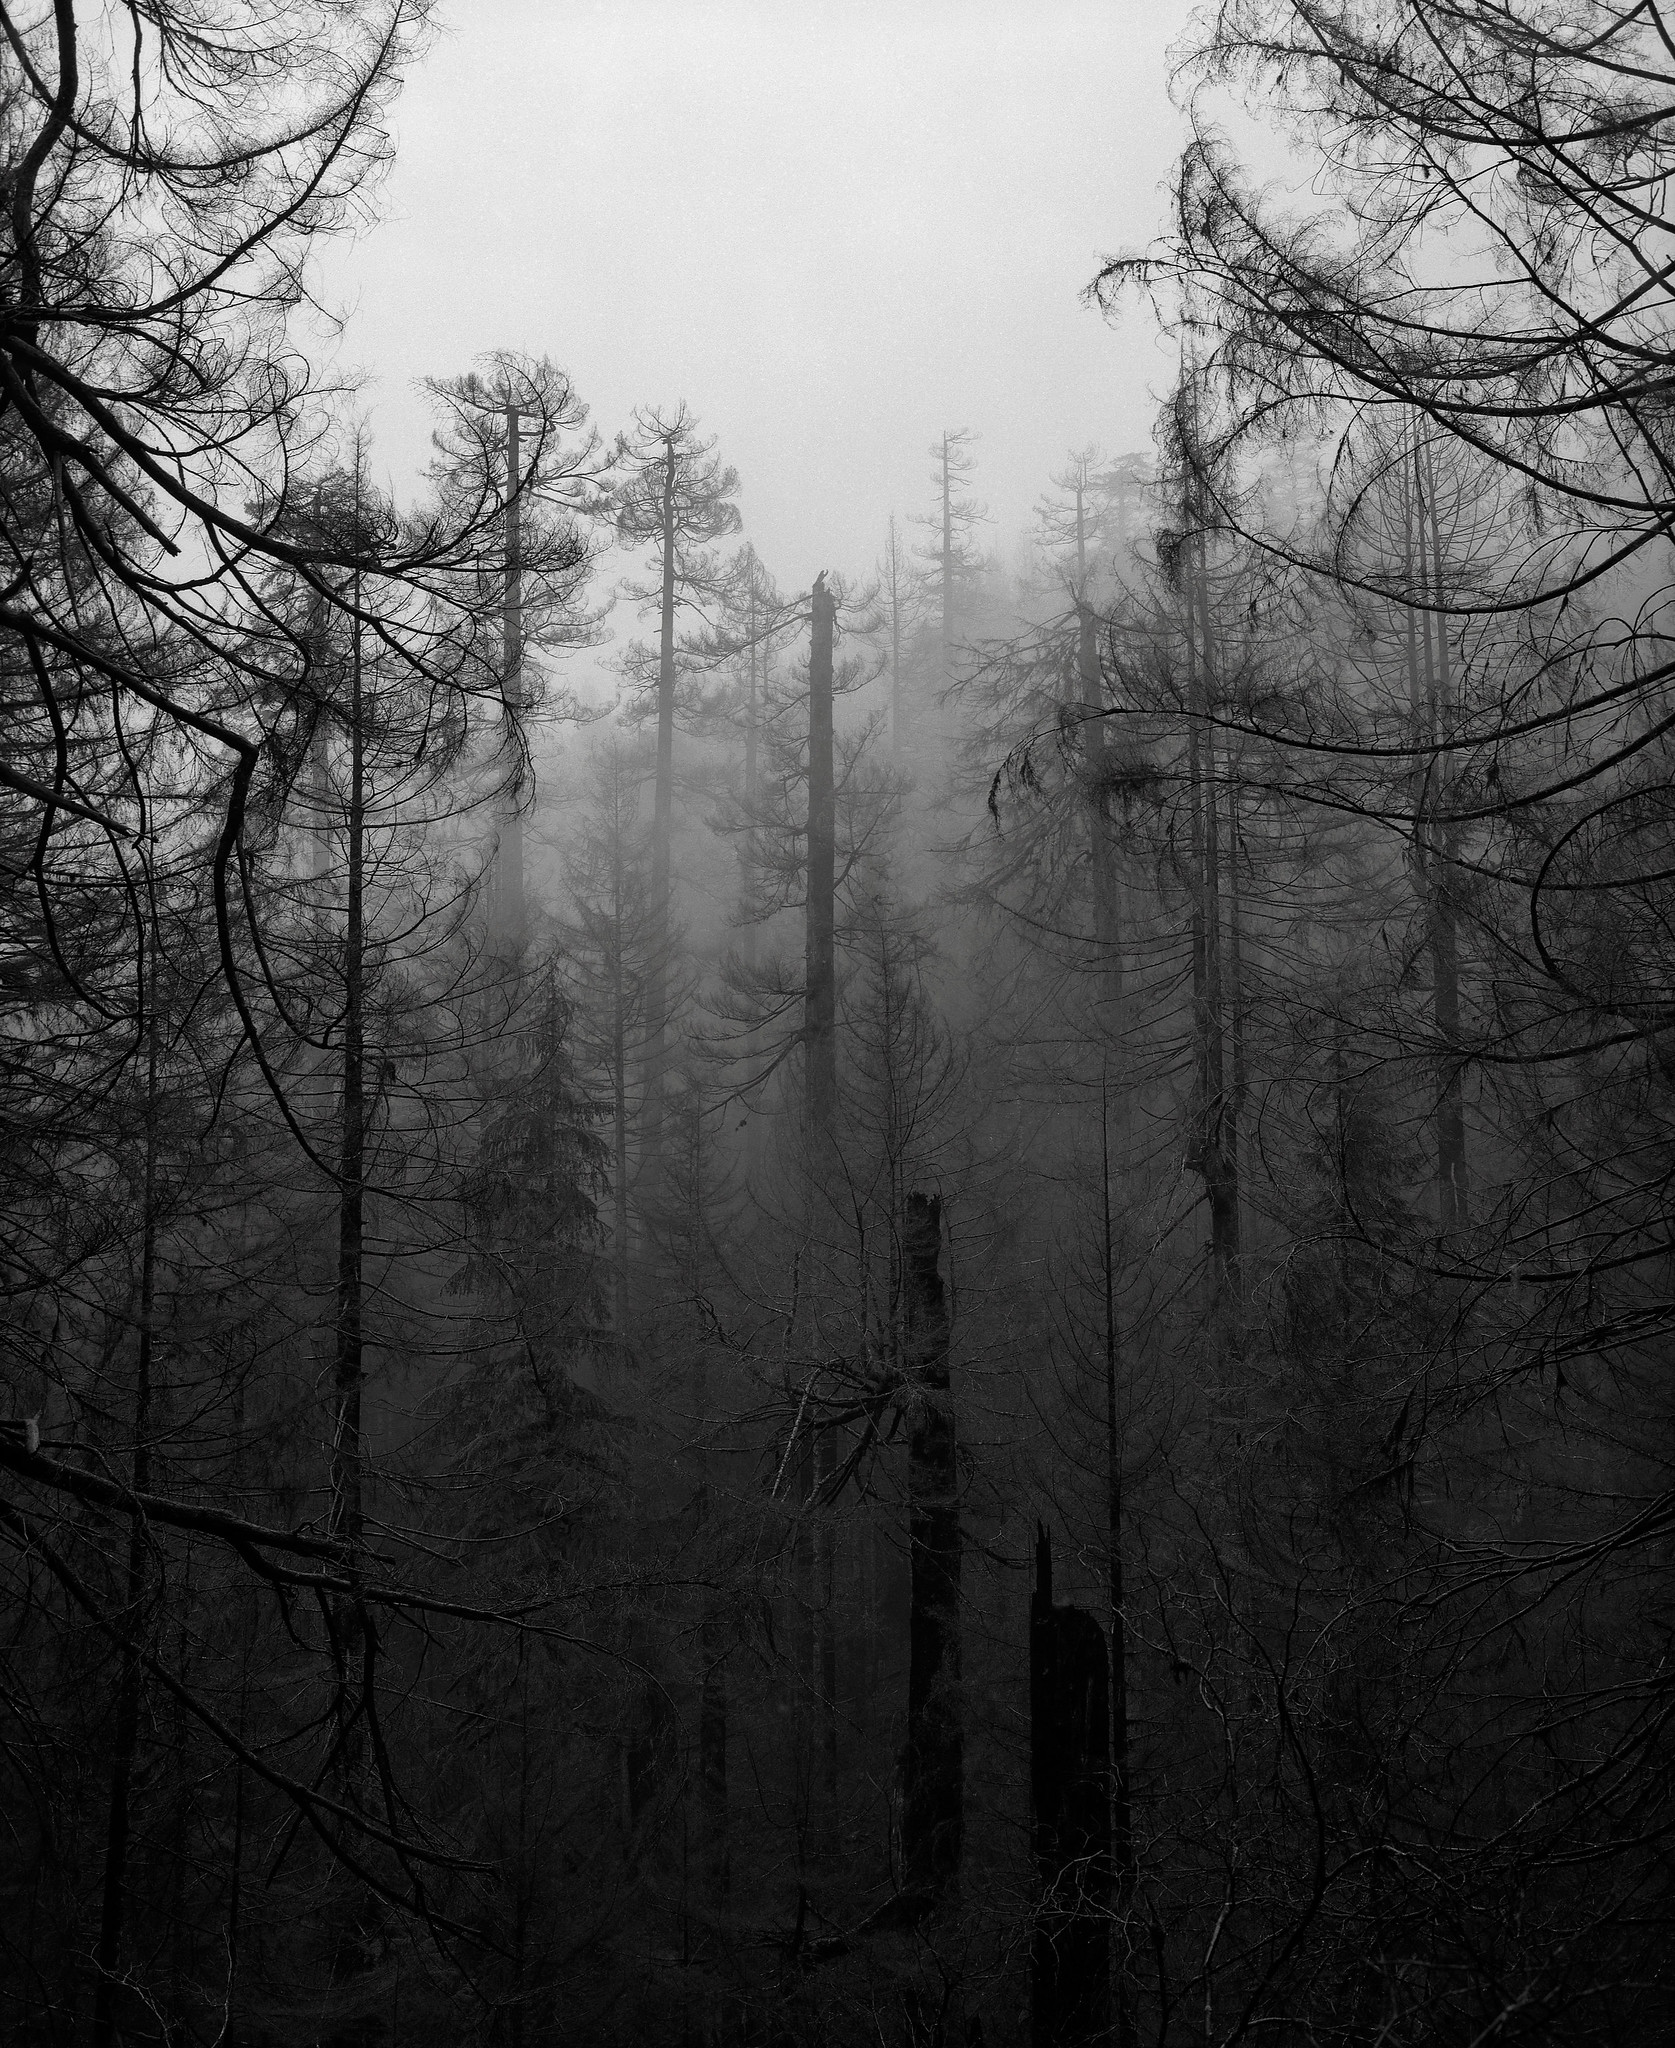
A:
1031;1525;1112;2048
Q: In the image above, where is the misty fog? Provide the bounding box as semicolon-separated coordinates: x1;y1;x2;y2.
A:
3;6;1673;2048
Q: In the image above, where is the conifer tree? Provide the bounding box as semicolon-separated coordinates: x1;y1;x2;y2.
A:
613;407;742;1185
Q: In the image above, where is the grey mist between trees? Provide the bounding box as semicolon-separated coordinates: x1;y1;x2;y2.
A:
3;7;1674;2048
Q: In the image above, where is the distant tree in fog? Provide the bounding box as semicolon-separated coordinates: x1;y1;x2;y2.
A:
612;406;742;1181
913;428;988;688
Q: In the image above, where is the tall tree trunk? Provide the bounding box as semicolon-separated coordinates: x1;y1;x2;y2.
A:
741;576;760;967
1191;534;1239;1304
307;482;332;883
699;1581;729;1911
940;436;954;685
644;436;678;1180
1101;1086;1134;2048
330;585;366;1783
816;1426;838;1855
1421;435;1468;1227
690;1116;730;1919
902;1192;961;1895
888;514;905;759
1080;584;1122;1052
1184;556;1206;1155
802;570;840;1851
221;1368;254;2046
794;1421;815;1857
510;1637;529;2048
1225;769;1245;1256
805;572;837;1130
611;808;631;1349
496;401;526;955
91;941;161;2048
167;1597;189;2042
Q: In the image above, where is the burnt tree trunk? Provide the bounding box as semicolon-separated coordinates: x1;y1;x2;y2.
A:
331;584;366;1568
1421;434;1468;1228
644;433;678;1178
741;574;761;967
91;945;160;2048
496;399;526;954
805;571;837;1129
611;808;631;1347
1406;419;1468;1231
887;515;906;759
1193;533;1239;1297
804;570;840;1850
1101;1087;1135;2048
1080;593;1122;1048
699;1595;729;1907
1031;1526;1112;2048
327;577;368;1896
687;1107;729;1921
939;435;955;685
902;1191;962;1895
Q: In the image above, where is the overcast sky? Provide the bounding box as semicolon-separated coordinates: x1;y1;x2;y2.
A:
312;0;1194;610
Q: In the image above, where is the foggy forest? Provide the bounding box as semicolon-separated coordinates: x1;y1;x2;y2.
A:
3;2;1675;2044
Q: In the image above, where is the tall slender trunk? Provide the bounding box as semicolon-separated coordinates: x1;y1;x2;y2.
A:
645;437;679;1179
741;574;760;970
687;1106;730;1919
166;1597;189;2039
902;1192;961;1894
806;573;837;1130
225;1670;248;2048
223;1377;252;2048
330;582;366;1782
91;938;161;2048
1185;564;1208;1157
700;1605;729;1907
1102;1082;1134;2048
612;808;631;1347
1422;435;1467;1228
1194;534;1238;1295
1225;770;1245;1257
889;516;905;759
1400;421;1423;742
699;1364;730;1911
803;572;840;1849
816;1426;838;1855
1081;570;1122;1053
511;1636;529;2048
793;1419;815;1868
940;436;954;686
497;402;526;955
306;483;332;884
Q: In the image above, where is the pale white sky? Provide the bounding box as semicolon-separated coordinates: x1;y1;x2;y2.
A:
311;0;1194;605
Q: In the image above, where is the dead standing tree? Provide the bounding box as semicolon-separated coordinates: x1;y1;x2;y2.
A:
805;570;841;1847
914;428;988;693
613;405;741;1190
1036;447;1135;1055
878;513;919;761
425;353;605;963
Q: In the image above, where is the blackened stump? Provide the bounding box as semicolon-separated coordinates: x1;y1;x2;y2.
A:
1031;1526;1112;2048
